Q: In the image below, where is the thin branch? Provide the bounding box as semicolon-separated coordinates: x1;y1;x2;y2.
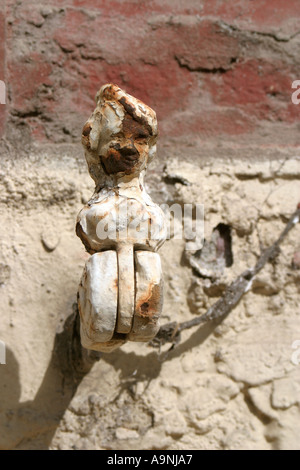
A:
150;204;300;351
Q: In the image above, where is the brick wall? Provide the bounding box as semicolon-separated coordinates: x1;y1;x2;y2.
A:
1;0;300;145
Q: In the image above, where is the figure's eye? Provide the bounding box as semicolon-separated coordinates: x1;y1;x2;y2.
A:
135;128;149;139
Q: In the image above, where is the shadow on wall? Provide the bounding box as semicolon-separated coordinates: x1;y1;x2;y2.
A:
0;302;224;449
0;349;73;449
102;317;221;385
0;306;99;450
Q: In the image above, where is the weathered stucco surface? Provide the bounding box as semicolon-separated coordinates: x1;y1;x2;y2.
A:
0;145;299;450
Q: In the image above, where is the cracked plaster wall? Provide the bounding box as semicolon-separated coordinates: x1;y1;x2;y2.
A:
0;151;299;450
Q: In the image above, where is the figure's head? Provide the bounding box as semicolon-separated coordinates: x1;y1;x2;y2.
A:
82;84;158;182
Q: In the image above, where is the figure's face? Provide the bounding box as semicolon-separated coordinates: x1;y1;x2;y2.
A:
82;84;158;179
97;106;149;175
98;93;157;176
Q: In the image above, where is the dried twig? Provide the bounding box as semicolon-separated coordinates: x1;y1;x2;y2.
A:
150;204;300;351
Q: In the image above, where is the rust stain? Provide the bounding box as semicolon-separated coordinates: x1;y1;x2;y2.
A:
136;282;161;318
101;84;121;102
95;210;110;222
119;96;154;136
140;302;149;313
122;113;150;141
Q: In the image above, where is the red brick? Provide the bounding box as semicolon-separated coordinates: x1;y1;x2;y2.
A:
202;0;300;36
4;1;300;144
162;108;255;137
53;10;240;71
204;59;300;122
15;0;202;17
8;54;53;114
18;4;45;27
173;19;240;71
72;0;166;17
55;59;196;121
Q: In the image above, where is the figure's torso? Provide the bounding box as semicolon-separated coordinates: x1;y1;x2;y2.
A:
76;187;166;253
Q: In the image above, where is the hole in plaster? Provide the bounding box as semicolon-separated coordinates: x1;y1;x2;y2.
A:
214;223;233;268
187;223;233;279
